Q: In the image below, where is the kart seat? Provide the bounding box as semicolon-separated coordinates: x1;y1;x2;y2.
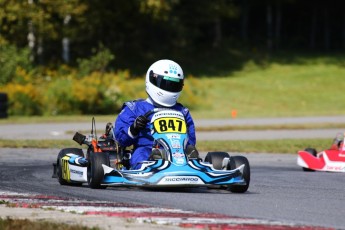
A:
149;148;165;160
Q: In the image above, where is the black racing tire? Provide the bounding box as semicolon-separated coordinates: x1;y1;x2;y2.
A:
87;151;109;189
0;112;7;119
0;103;7;112
0;93;7;102
228;156;250;193
304;147;317;156
0;93;8;118
302;148;317;172
57;148;84;186
204;152;230;170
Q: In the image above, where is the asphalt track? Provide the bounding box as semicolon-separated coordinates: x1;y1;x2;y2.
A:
1;116;345;229
0;148;344;229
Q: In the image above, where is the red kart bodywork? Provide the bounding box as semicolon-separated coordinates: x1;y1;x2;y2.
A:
297;139;345;172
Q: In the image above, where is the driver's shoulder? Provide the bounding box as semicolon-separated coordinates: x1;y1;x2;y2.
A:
123;99;144;109
174;102;190;115
124;99;152;112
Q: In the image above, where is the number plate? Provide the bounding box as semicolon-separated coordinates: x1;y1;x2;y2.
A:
151;111;187;134
153;117;187;134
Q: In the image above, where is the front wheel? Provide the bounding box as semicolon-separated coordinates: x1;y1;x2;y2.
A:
228;156;250;193
57;148;84;186
87;151;109;189
302;148;317;172
204;152;230;170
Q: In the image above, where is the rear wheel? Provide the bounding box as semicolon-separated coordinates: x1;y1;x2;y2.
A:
204;152;230;169
87;151;109;189
302;148;317;172
228;156;250;193
57;148;84;186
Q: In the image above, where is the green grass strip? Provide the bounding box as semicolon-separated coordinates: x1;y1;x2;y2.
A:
0;139;81;149
0;217;99;230
64;122;345;136
196;123;345;131
197;139;330;154
0;138;331;154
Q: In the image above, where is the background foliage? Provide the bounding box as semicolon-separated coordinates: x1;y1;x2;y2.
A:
1;0;345;116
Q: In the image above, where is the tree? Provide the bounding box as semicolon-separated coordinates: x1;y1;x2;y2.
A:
0;0;86;64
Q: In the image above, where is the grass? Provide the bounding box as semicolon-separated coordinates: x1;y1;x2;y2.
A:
0;139;82;149
0;115;115;124
62;122;345;135
0;138;331;154
0;218;99;230
198;123;345;131
198;139;330;154
185;59;345;119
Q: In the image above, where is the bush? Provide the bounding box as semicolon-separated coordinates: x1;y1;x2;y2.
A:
77;44;115;77
179;75;205;110
71;72;122;114
4;83;42;116
0;45;205;116
0;44;32;85
44;77;77;115
0;69;206;116
42;71;133;115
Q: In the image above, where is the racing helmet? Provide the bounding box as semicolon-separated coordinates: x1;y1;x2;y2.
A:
146;59;184;107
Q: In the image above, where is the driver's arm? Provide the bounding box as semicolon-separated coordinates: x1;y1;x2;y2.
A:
184;109;196;146
114;106;137;147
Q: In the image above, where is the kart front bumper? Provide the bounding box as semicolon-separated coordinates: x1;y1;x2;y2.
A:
101;159;246;187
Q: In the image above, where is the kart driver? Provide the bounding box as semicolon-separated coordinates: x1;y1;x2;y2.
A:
330;132;344;150
114;59;198;169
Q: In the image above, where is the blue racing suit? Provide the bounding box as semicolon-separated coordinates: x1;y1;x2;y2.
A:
114;98;196;169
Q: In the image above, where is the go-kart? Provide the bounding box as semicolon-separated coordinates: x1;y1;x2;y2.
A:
52;108;250;193
297;133;345;172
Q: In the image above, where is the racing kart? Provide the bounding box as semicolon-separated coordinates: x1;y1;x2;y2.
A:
52;108;250;193
297;133;345;172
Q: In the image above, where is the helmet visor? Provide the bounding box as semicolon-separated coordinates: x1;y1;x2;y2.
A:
149;70;184;93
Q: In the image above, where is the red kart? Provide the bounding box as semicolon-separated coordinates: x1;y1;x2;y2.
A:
297;133;345;172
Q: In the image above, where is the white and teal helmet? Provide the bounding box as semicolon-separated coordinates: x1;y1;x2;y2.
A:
145;59;184;107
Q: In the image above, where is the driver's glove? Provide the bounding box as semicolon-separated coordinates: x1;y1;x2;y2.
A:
130;115;148;136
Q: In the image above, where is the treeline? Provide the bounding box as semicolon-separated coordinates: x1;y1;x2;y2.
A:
1;0;345;74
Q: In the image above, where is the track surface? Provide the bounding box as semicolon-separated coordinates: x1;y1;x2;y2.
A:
0;148;344;229
1;116;345;228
